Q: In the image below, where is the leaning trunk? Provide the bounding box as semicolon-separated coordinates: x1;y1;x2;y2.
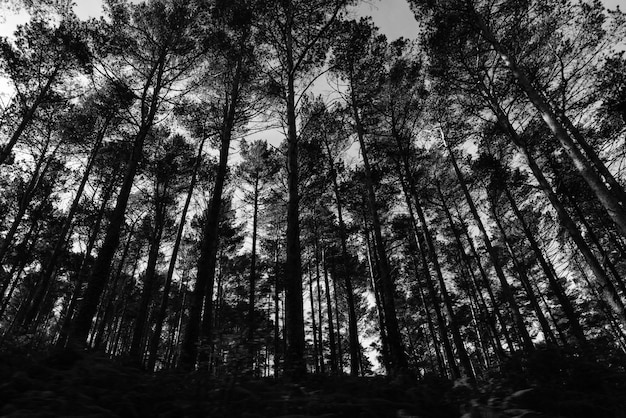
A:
473;10;626;239
179;58;242;370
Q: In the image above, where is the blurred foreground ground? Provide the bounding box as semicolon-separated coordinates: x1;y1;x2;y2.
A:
1;346;625;418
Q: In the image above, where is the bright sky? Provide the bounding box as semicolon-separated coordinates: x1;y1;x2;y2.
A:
0;0;421;40
72;1;421;37
1;0;622;42
70;0;624;41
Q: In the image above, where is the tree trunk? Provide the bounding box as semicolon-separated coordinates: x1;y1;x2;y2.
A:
481;85;626;327
437;181;507;361
315;255;326;374
472;10;626;239
321;243;337;374
180;58;243;370
247;175;260;374
0;69;58;165
272;228;282;378
129;185;167;361
397;176;455;377
308;266;320;374
444;133;534;352
558;179;626;297
0;224;39;322
412;253;446;376
92;226;136;350
502;184;588;348
68;51;168;347
56;178;117;348
147;136;204;371
456;205;515;352
363;222;390;372
490;204;557;345
0;138;58;264
350;92;406;374
330;256;344;374
284;40;306;378
22;118;110;329
321;139;360;376
401;171;472;381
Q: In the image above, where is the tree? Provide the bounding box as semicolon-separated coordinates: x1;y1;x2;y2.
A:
0;14;92;165
129;132;193;363
237;138;280;374
179;0;260;370
20;79;134;331
330;18;407;374
69;0;207;347
146;133;210;371
257;0;353;377
300;99;361;376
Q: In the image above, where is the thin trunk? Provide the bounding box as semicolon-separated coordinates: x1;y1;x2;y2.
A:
393;130;473;381
398;174;453;376
414;259;446;376
0;139;57;264
414;226;459;378
531;271;569;347
130;187;167;361
557;110;626;208
351;91;406;373
56;179;117;348
406;178;472;382
458;270;491;371
147;136;205;371
490;205;557;345
68;50;168;347
561;184;626;297
170;272;189;368
572;254;626;349
308;265;320;374
180;58;243;370
503;185;587;348
0;224;39;322
321;244;337;373
444;134;534;352
0;69;58;165
330;256;344;374
93;227;136;350
273;232;281;378
284;22;306;376
315;255;326;374
322;138;360;376
457;207;515;352
437;182;507;361
247;175;260;373
363;222;390;371
22;118;110;329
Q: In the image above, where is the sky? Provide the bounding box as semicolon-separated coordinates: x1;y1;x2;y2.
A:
0;0;421;40
70;0;625;42
1;0;622;43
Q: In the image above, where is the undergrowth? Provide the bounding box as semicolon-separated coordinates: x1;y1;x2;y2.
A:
0;341;624;418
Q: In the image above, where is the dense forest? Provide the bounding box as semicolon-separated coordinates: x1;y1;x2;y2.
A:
1;0;626;416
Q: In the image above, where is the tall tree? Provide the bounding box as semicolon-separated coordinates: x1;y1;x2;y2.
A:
257;0;352;377
69;0;207;347
330;18;407;374
179;0;259;370
237;139;280;374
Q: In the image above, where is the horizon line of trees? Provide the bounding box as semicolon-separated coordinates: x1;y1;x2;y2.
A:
0;0;625;382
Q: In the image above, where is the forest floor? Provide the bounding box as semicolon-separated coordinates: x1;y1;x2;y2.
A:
0;345;625;418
